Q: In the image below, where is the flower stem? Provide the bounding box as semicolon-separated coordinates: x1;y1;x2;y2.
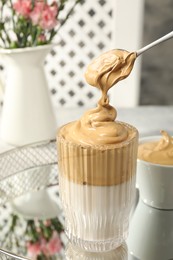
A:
57;0;82;34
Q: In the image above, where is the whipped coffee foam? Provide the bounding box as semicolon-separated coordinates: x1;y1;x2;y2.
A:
59;49;137;147
85;49;136;94
138;131;173;165
58;123;138;186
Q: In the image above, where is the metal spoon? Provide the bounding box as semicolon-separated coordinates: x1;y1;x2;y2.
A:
136;31;173;57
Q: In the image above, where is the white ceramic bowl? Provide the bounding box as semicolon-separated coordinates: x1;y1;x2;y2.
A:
137;136;173;210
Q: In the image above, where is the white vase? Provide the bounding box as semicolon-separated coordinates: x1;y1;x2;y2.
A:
0;45;56;146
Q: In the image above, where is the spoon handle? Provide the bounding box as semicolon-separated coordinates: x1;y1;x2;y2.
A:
136;31;173;56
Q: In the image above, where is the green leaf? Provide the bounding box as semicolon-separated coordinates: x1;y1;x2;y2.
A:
0;22;5;30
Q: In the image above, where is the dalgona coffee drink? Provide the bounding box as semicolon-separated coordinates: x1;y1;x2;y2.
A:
136;131;173;213
57;49;138;252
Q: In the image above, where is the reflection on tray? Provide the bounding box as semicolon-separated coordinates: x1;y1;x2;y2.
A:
0;202;65;259
0;140;67;259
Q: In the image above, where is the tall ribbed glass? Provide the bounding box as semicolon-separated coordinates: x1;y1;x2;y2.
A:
57;122;138;252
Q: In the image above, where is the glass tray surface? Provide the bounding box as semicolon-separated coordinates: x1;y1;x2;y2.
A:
0;140;58;205
0;140;62;260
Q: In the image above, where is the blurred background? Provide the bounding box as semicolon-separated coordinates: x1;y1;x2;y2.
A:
0;0;173;108
140;0;173;105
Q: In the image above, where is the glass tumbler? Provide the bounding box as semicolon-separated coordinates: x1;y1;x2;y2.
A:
57;122;138;252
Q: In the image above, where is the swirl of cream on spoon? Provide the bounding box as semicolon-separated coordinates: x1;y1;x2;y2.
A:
61;49;137;146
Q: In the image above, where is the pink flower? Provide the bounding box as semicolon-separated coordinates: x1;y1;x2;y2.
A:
44;219;51;227
13;0;32;18
27;242;41;258
29;2;45;25
29;1;58;30
50;2;59;17
27;232;62;258
40;238;49;256
47;231;62;255
39;2;58;30
38;34;47;43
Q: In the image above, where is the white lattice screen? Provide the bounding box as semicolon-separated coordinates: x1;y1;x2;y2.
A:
0;0;144;108
45;0;113;108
